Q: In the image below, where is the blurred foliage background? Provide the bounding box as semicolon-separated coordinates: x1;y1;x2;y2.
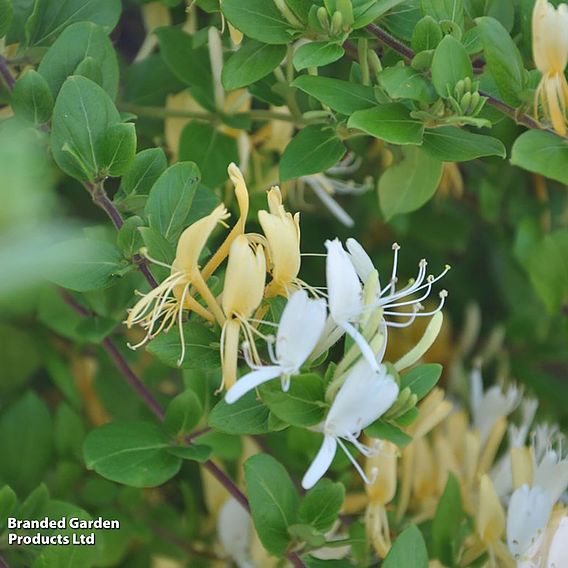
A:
1;0;568;566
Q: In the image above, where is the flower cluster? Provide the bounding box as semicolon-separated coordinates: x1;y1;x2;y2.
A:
357;367;568;566
127;163;449;490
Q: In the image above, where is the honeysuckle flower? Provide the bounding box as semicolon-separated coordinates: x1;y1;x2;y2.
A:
225;290;326;404
126;203;229;363
345;239;450;331
543;513;568;567
365;440;398;558
217;497;254;568
532;0;568;135
477;475;514;567
325;238;380;370
507;445;568;560
470;368;522;446
301;359;399;490
258;186;302;297
221;235;266;390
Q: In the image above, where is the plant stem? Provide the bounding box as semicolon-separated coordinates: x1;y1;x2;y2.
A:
59;292;307;568
365;23;554;133
0;55;15;91
0;553;9;568
119;103;309;125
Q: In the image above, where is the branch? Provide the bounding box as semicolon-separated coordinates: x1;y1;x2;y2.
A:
365;23;549;133
58;291;307;568
0;55;15;91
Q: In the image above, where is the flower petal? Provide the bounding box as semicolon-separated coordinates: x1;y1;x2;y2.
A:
302;435;337;490
224;366;282;404
276;290;327;369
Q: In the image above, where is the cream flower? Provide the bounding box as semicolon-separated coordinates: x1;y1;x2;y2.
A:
533;0;568;135
258;186;302;297
220;235;266;390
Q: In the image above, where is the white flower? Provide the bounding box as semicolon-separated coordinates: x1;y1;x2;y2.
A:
325;238;379;371
345;238;449;330
470;368;522;446
301;359;399;490
217;497;254;568
507;484;554;560
225;290;327;404
546;515;568;567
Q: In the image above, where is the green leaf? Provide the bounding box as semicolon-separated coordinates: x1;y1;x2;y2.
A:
475;16;525;106
98;122;137;177
144;162;200;243
11;69;54;124
167;444;212;462
511;130;568;185
179;122;238;188
155;27;213;102
378;67;435;103
365;420;413;447
139;226;176;277
45;238;125;292
422;126;505;161
299;479;345;532
222;0;292;44
83;421;182;488
37;22;119;99
164;389;204;437
146;321;221;370
352;0;407;28
0;486;17;530
523;230;568;313
432;473;464;566
420;0;464;28
54;404;85;458
378;146;443;219
222;40;286;90
25;0;121;47
288;523;326;547
0;0;13;38
280;125;345;181
292;75;376;114
51;76;120;182
261;373;326;427
74;56;103;86
0;324;40;395
348;103;424;145
431;35;472;98
244;454;300;556
293;42;345;71
400;364;442;400
411;16;442;52
0;392;53;495
209;392;272;435
383;525;428;568
116;216;144;258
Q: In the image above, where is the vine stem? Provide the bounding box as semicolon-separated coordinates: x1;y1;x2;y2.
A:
0;55;15;91
365;23;550;133
119;103;312;125
0;553;9;568
59;291;307;568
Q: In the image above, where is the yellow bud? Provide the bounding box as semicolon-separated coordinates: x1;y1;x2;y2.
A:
512;446;533;490
175;204;229;274
259;186;301;296
366;441;398;505
222;236;266;319
477;475;506;543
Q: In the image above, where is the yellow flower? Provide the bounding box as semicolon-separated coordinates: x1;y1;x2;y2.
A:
365;441;398;558
220;235;266;390
126;204;229;364
258;186;301;297
533;0;568;135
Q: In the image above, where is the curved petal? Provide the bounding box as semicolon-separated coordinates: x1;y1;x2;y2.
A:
277;290;327;369
346;237;375;285
325;239;362;323
341;321;379;372
224;366;282;404
302;435;337;490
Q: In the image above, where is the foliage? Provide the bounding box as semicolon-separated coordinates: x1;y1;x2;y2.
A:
1;0;568;566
